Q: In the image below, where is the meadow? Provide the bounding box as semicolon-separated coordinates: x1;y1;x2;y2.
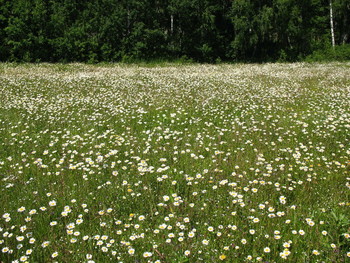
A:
0;63;349;263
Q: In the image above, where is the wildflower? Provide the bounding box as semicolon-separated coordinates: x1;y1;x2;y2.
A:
20;256;28;262
41;241;50;248
96;240;103;246
29;209;37;215
17;207;26;212
16;236;25;241
283;242;290;248
279;196;286;204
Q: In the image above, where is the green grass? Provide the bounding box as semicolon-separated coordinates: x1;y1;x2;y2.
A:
0;63;349;262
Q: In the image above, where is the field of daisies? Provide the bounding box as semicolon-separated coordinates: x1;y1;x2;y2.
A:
0;63;349;262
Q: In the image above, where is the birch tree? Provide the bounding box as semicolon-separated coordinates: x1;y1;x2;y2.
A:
330;0;336;48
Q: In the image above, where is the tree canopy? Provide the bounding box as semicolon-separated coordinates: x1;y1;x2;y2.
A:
0;0;349;62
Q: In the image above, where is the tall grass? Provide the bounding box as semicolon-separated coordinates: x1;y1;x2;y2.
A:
0;63;349;262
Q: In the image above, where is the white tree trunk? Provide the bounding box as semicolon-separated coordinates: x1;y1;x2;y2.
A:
330;0;335;48
171;15;174;34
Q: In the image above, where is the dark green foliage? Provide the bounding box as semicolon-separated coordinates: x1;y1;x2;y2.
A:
306;44;350;61
0;0;349;62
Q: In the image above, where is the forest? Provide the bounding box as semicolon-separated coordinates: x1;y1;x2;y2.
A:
0;0;349;63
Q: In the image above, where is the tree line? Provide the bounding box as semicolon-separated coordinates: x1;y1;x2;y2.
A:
0;0;349;63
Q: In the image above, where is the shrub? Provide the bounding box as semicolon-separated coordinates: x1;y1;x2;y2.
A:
306;44;350;62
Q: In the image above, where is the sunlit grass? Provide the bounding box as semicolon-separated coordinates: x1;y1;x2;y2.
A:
0;62;349;262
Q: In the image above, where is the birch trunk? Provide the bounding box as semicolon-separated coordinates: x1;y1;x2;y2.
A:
171;15;174;34
330;0;335;48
